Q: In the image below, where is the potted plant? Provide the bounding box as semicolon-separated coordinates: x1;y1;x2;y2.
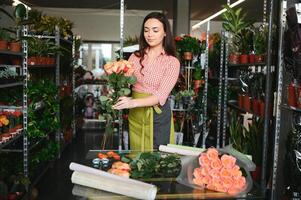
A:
238;28;254;64
254;25;267;63
193;63;204;94
175;35;200;60
0;29;10;50
180;90;194;109
222;4;252;64
229;111;248;154
245;117;263;182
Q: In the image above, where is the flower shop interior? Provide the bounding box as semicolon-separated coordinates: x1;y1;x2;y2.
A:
1;0;301;199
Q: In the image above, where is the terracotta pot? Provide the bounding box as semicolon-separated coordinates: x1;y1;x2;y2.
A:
297;86;301;109
252;98;260;116
238;94;243;108
251;166;262;182
183;52;193;60
255;55;264;63
242;95;251;112
240;54;249;64
249;54;255;63
0;40;8;50
9;41;21;52
229;53;240;64
11;58;22;66
259;100;265;117
287;83;297;107
28;57;37;65
49;57;55;65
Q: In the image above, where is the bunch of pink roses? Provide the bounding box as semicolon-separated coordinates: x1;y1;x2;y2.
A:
99;59;136;122
104;60;135;77
193;148;247;195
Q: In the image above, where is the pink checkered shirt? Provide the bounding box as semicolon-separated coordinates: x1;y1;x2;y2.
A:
129;51;180;106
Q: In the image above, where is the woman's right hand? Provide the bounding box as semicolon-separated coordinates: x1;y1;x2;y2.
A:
112;97;135;110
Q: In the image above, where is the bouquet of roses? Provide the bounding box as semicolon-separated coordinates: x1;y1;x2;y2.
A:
176;147;253;196
98;59;136;121
193;148;247;195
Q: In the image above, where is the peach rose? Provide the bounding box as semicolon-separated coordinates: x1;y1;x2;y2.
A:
220;167;232;179
104;62;114;75
209;169;220;179
220;177;233;189
193;168;203;179
227;187;241;195
193;178;204;187
221;154;236;169
200;166;210;176
231;166;242;178
210;158;222;170
206;148;219;160
199;153;210;167
124;67;135;77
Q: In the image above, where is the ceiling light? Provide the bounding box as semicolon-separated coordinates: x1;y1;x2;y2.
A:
12;0;31;10
192;0;246;30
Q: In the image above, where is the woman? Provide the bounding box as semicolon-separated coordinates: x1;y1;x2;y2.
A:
113;12;180;150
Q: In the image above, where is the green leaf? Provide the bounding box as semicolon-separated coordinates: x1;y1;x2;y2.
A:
127;76;137;84
99;96;108;102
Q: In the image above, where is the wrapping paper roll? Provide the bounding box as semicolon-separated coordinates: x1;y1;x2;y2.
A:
167;144;205;152
69;162;157;200
159;145;204;156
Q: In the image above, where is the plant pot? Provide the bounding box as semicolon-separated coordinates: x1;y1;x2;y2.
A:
229;53;240;64
258;100;265;117
28;57;37;65
255;55;264;63
287;83;297;107
9;41;21;52
238;94;244;108
183;52;193;61
240;54;249;64
0;40;8;50
252;98;260;116
182;96;191;109
242;95;251;112
249;54;255;63
11;57;22;66
251;166;261;182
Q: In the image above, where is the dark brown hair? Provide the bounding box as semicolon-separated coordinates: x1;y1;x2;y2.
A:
134;12;176;70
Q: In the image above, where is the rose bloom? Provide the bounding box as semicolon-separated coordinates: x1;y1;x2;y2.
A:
206;148;219;160
221;154;237;169
199;153;210;167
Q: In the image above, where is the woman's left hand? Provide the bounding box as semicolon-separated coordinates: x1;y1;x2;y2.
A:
112;96;135;110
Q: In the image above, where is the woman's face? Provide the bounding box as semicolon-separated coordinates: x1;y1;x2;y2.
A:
144;18;166;48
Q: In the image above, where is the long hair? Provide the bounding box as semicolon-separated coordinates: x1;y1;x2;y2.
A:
134;12;176;70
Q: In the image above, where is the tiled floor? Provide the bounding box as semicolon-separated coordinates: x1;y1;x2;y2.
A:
35;127;107;200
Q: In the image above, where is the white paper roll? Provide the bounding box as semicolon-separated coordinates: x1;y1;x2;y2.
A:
69;162;157;200
159;145;203;156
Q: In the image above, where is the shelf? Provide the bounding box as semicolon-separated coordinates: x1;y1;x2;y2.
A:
28;137;47;151
28;65;56;68
172;108;188;112
228;100;248;113
26;34;56;39
282;104;301;112
0;50;23;56
228;62;266;67
60;38;73;45
209;76;239;81
0;64;22;68
0;105;22;109
0;82;23;88
0;131;23;150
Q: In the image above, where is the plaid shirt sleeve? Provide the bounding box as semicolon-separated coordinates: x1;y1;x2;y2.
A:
152;57;180;105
